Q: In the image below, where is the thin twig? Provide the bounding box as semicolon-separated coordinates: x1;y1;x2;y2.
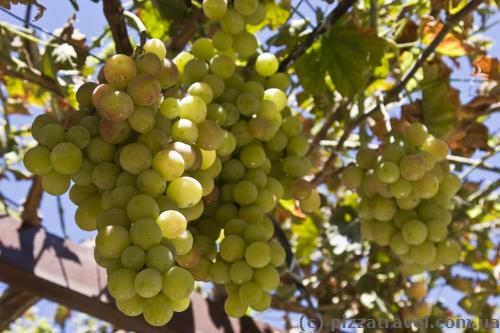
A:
457;145;500;179
279;0;357;71
336;0;484;150
102;0;133;55
56;196;67;239
308;103;346;154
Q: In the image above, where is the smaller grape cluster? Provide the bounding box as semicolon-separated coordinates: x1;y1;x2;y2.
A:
341;123;462;275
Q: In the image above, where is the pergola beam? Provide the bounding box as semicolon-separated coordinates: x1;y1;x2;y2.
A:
0;287;39;330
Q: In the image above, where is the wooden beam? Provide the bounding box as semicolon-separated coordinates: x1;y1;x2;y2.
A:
0;217;280;333
0;287;39;330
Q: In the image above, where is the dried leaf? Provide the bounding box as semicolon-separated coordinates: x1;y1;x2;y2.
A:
473;55;500;80
422;18;469;57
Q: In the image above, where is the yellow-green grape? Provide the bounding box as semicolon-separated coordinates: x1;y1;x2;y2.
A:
224;294;248;318
300;190;321;213
136;169;166;197
166;177;203;208
86;137;116;163
209;260;231;283
212;30;233;51
376;161;400;184
413;173;439;199
121;245;146;270
91;162;119;190
230;260;253;284
253;264;279;292
172;119;199;144
404;123;429;147
399;154;426;181
440;173;461;196
130;218;162;250
196;120;225;151
371;221;396;246
156;210;187;239
389;178;412;199
202;0;228;20
66;125;91;148
134;268;163;298
152;149;185;181
188;82;214;104
244;3;265;25
425;220;448;242
220;235;246;262
370;197;396;221
142;294;173;326
127;74;161;107
389;232;410;255
143;38;167;61
119;143;152;175
128;106;156;133
263;88;287;111
96;225;130;258
50;142;83;175
251;292;271;312
210;54;235;79
159;98;180;120
103;54;137;89
381;143;406;163
170;230;194;256
69;184;97;205
437;239;461;265
266;72;290;91
108;268;137;301
126;194;160;221
116;294;145;317
245;241;271;268
162;266;195;301
216;131;237;157
233;32;258;58
233;180;258;205
281;115;303;137
146;245;174;272
171;298;191;313
159;58;179;89
75;195;102;231
422;137;449;161
220;9;245;35
238;281;262;307
41;170;71;196
356;148;378;170
110;185;139;210
75;82;98;108
410;241;437;266
200;149;217;170
401;220;428;245
191;37;215;60
136;52;162;76
341;165;363;189
255;53;279;77
203;75;226;98
179;95;207;124
23;146;52;175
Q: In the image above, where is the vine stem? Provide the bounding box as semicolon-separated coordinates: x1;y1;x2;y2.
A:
102;0;133;55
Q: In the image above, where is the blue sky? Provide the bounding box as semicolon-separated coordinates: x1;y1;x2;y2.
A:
0;0;499;332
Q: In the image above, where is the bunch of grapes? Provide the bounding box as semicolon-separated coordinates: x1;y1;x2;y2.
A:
23;0;322;325
341;123;462;275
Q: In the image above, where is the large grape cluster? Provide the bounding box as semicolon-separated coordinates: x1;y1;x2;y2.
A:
341;123;462;275
23;0;321;326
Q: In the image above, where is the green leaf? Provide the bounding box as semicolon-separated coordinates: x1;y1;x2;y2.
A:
321;23;389;97
291;216;319;264
421;61;458;137
138;1;172;40
295;42;329;93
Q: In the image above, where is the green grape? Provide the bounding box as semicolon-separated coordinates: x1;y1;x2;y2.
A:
116;172;137;187
170;230;194;255
224;294;248;318
381;143;406;163
253;264;279;291
134;268;163;298
266;72;290;91
127;74;161;106
215;203;238;226
360;219;376;240
146;245;174;273
269;240;285;267
404;123;429;147
287;135;309;157
396;191;421;210
390;232;410;255
371;221;396;246
393;210;418;228
130;218;162;250
166;177;203;208
248;117;278;141
241;81;265;100
370;197;396;221
231;121;254;147
155;113;171;136
426;220;448;242
155;195;177;212
401;220;428;245
121;245;146;271
233;180;258;205
75;82;98;108
128;106;155;133
135;52;161;76
413;173;439;199
183;59;209;84
225;218;248;235
156;210;187;239
282;155;311;178
41;170;70;196
341;165;363;189
119;143;152;175
172;119;198;144
251;292;271;312
222;159;245;182
399;154;426;181
220;235;246;262
436;239;461;265
244;169;267;188
171;298;191;313
96;207;129;229
66;125;91;148
440;173;461;196
245;241;271;268
49;142;82;175
109;185;139;210
230;260;253;284
417;200;444;221
159;98;180;120
173;51;195;74
410;241;437;266
31;114;59;142
202;0;228;20
136;169;166;197
151;149;185;181
79;115;100;136
86;137;115;163
234;0;258;15
216;131;237;157
138;129;169;155
159;58;179;89
239;144;266;169
429;163;444;182
69;184;96;205
220;9;245;35
417;151;436;171
375;161;400;184
99;119;131;144
24;146;52;175
101;190;113;210
233;31;258;57
116;294;145;317
263;88;286;111
170;142;201;171
191;37;215;60
162;266;195;301
356;148;378;170
422;137;448;161
71;158;94;186
221;103;240;128
210;54;235;79
96;225;130;258
255;53;279;77
212;30;233;51
75;195;102;231
236;92;259;116
143;38;167;60
257;100;279;120
389;178;412;199
239;282;262;307
91;162;119;190
281;116;303;137
188;82;213;104
300;189;321;213
243;224;268;243
108;268;137;301
104;54;137;89
265;177;284;200
209;260;230;283
189;171;214;197
143;294;173;326
127;194;160;221
200;149;217;171
179;95;207;124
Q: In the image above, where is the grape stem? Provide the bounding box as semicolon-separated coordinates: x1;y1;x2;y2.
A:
279;0;357;71
20;177;43;228
102;0;133;55
335;0;485;151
